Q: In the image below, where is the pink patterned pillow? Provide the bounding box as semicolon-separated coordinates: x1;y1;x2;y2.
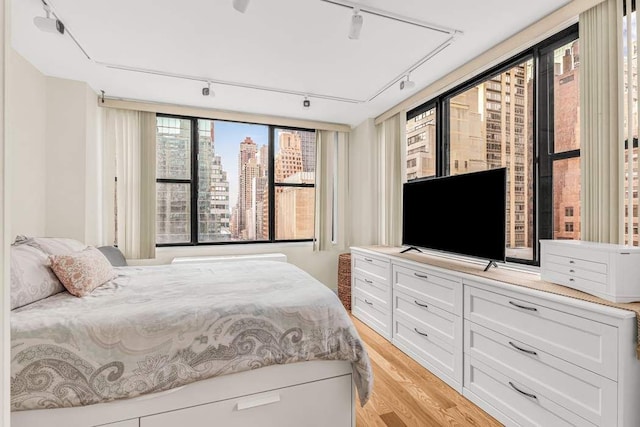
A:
49;246;117;297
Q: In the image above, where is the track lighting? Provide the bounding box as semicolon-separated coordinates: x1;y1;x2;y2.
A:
34;3;64;35
202;82;214;97
303;97;311;109
399;75;415;91
348;7;363;40
233;0;250;13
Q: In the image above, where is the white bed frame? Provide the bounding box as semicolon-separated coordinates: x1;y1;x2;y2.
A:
12;360;355;427
12;254;357;427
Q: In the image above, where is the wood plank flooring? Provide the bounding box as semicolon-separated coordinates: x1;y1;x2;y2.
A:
352;315;503;427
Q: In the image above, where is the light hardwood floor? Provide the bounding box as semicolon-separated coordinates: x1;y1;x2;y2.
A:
352;315;503;427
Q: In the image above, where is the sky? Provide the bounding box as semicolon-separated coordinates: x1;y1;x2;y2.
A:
212;120;269;208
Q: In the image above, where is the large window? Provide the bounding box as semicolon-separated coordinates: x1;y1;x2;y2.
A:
405;24;579;265
156;115;316;245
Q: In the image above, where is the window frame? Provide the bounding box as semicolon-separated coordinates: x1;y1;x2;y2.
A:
156;113;317;247
405;23;579;266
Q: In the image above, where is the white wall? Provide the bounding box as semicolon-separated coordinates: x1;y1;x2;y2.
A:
349;118;378;247
44;77;101;244
7;49;46;239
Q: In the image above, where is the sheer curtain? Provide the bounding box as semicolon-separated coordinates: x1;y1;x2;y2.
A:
104;108;156;259
375;112;404;247
579;0;624;244
314;130;349;251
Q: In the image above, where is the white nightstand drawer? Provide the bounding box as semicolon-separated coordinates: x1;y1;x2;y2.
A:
464;283;618;380
394;289;459;347
352;252;390;284
465;321;616;426
542;268;608;296
393;263;462;315
543;260;608;284
464;356;597;427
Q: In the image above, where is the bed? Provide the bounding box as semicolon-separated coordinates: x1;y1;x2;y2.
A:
9;239;372;427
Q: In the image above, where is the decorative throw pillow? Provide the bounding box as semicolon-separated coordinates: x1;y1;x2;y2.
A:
10;243;65;310
49;246;118;297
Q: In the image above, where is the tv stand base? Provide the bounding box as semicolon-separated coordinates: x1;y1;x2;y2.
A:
400;246;423;254
484;260;498;272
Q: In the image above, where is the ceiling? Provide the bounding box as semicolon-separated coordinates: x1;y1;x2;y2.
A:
11;0;571;127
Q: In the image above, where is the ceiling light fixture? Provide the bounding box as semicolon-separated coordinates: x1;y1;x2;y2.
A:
399;75;415;91
233;0;250;13
202;82;214;97
303;96;311;109
34;2;64;35
348;7;363;40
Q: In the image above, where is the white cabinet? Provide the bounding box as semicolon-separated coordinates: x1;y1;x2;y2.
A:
351;248;392;340
350;246;640;427
540;239;640;303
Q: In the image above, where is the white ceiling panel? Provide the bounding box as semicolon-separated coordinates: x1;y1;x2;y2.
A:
11;0;572;126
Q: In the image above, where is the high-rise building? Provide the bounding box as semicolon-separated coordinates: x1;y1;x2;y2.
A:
235;137;258;237
406;109;437;179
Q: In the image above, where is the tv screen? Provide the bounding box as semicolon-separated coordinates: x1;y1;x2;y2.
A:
402;167;506;263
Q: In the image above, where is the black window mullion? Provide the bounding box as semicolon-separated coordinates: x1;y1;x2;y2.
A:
268;126;275;241
190;118;198;245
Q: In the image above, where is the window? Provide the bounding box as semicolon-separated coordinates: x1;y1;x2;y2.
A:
624;3;639;246
405;105;437;180
405;24;579;266
565;222;574;232
156;115;316;245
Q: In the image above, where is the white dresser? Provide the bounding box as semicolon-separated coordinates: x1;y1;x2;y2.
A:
350;246;640;427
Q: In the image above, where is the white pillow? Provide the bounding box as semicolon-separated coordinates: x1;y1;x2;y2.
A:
10;243;65;310
14;235;87;255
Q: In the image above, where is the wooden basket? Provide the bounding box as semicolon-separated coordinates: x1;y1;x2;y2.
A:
338;253;352;311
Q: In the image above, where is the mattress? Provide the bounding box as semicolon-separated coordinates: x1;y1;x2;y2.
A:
10;260;372;411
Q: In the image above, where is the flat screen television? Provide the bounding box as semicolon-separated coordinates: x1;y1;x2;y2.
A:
401;167;507;269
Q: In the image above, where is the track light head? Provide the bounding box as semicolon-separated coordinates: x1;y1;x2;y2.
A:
399;76;415;91
34;4;64;35
348;8;363;40
303;97;311;109
202;82;214;97
233;0;250;13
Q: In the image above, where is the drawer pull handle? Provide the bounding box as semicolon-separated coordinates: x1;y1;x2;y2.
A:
569;260;575;264
364;279;373;284
509;382;537;400
509;341;538;356
569;269;575;273
364;258;373;262
508;301;537;312
414;328;428;337
237;392;281;410
414;300;429;309
569;278;575;282
364;299;373;306
414;272;429;279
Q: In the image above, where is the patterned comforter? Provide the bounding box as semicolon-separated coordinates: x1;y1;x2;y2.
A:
10;260;372;411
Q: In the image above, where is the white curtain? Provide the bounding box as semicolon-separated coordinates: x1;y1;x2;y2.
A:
104;109;156;259
579;0;624;244
314;130;349;251
375;112;404;247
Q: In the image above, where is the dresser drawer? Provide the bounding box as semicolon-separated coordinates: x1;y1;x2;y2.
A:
544;251;608;275
352;252;390;285
393;314;461;388
353;274;389;309
465;321;617;426
542;268;608;296
392;263;462;315
140;374;352;427
394;289;459;347
543;260;608;284
464;356;597;427
353;288;390;338
464;283;618;380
